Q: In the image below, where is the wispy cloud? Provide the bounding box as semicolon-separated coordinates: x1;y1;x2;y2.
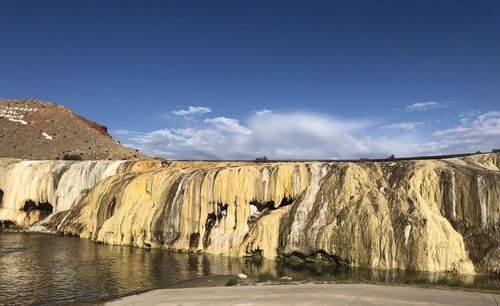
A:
255;109;273;116
434;111;500;138
405;101;456;112
380;121;425;132
172;106;212;116
405;101;441;111
204;117;252;134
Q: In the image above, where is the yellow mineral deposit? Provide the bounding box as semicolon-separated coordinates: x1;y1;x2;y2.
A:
0;153;498;274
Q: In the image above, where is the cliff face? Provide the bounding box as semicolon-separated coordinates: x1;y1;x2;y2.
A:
0;159;162;227
0;154;498;273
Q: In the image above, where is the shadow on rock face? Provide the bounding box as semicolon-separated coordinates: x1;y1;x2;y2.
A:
21;200;54;226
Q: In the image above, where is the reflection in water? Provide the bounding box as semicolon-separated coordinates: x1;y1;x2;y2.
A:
273;261;494;288
0;233;248;305
0;233;498;305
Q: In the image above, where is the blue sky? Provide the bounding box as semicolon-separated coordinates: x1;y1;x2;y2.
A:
1;0;499;159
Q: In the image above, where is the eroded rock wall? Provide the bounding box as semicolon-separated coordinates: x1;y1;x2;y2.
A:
0;154;498;273
0;159;162;227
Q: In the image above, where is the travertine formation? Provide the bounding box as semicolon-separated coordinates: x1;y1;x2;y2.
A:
0;154;498;273
0;159;162;227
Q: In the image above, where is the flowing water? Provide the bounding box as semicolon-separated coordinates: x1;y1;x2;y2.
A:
0;233;499;305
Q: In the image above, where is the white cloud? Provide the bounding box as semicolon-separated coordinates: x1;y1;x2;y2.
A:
255;109;272;116
434;111;500;137
380;121;425;132
115;110;500;160
204;117;252;134
116;112;397;159
172;106;212;116
404;101;455;112
405;101;441;111
457;110;482;125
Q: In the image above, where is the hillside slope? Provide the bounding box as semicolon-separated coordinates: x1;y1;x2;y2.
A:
0;99;147;160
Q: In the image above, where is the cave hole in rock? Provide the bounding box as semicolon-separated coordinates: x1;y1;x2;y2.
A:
23;200;53;213
107;197;117;219
22;200;54;223
189;233;200;248
0;189;3;208
0;220;15;228
248;196;295;223
311;250;343;265
203;212;217;248
217;202;228;221
285;250;347;267
202;202;230;248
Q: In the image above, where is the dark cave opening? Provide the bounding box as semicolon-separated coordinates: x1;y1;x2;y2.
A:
21;200;54;224
216;202;228;222
107;197;117;219
279;196;295;207
189;233;200;248
249;200;275;212
0;189;3;208
203;212;217;248
202;202;230;248
248;196;295;223
23;200;54;213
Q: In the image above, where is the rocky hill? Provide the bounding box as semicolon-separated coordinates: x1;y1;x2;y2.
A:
0;99;147;160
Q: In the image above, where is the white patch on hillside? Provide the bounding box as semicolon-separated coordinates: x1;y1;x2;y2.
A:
8;118;27;125
42;132;53;140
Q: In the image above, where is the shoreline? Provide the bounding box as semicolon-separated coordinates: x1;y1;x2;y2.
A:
105;282;500;306
100;274;500;305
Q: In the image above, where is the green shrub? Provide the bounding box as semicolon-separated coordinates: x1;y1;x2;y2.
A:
225;276;239;286
255;156;268;162
62;153;82;161
257;272;275;282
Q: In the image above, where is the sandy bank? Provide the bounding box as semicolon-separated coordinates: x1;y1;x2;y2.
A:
106;283;500;306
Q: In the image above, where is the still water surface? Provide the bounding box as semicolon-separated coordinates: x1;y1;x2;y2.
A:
0;232;499;305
